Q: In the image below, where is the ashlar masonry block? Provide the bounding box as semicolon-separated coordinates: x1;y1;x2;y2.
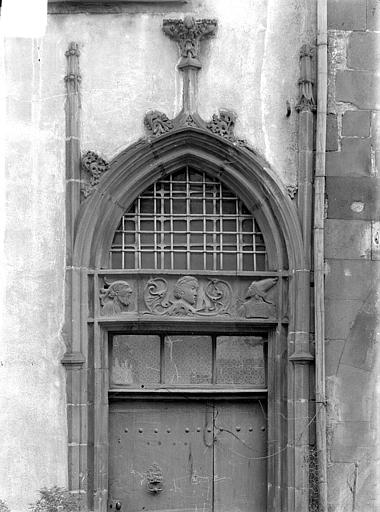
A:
342;110;370;137
326;138;371;177
348;32;380;72
336;71;380;110
325;219;372;259
327;0;367;30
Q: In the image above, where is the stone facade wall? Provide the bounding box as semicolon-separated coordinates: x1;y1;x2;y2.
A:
1;0;379;511
0;2;314;510
325;1;380;510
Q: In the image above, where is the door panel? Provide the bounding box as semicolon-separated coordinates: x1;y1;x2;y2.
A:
109;400;214;512
109;400;267;512
213;401;267;512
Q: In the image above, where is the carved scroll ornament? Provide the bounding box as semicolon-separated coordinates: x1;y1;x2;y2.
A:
238;278;278;319
99;280;133;315
144;276;232;316
81;151;109;198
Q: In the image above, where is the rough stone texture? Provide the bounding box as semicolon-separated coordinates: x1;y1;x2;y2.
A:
336;70;380;110
367;0;380;30
325;219;372;259
327;0;367;30
342;110;370;137
326;138;371;177
348;31;380;72
326;176;380;220
325;260;380;301
1;37;67;510
326;113;339;151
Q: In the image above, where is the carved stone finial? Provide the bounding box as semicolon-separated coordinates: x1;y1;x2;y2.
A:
144;110;174;136
81;151;109;198
296;44;316;113
65;42;81;93
163;15;217;69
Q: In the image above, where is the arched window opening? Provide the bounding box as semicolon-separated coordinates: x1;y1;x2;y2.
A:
109;167;268;271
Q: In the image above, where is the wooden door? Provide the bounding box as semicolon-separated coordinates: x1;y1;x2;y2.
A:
109;400;267;512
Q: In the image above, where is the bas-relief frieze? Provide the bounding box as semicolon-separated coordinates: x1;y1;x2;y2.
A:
143;275;232;316
99;280;134;315
98;276;278;319
237;277;278;319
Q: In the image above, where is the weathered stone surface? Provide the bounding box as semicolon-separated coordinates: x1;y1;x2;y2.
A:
326;113;339;151
325;339;345;376
326;176;380;220
325;219;372;259
367;0;380;30
336;71;380;110
348;32;380;72
342;110;370;137
325;260;380;301
325;298;364;340
327;0;367;30
337;364;372;420
340;283;380;371
330;421;374;462
372;221;380;260
326;138;371;177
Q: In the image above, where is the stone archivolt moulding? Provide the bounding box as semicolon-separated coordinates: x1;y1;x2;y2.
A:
98;275;279;320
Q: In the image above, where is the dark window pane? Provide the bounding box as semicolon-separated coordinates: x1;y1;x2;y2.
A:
190;253;203;270
141;252;154;268
111;252;122;269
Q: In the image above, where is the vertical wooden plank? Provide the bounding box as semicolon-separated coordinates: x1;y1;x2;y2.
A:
109;400;214;512
213;401;267;512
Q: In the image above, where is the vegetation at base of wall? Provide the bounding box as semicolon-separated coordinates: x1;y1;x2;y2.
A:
29;487;80;512
0;500;11;512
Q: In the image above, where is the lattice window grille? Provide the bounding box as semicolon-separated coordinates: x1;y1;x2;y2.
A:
109;168;267;271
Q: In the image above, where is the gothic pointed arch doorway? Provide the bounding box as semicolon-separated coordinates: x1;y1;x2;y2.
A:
64;129;312;512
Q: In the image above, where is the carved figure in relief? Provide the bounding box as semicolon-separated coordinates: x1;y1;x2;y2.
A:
167;276;199;315
99;280;133;315
143;276;232;316
238;277;278;319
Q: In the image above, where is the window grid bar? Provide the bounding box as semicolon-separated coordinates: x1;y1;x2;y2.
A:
110;169;267;271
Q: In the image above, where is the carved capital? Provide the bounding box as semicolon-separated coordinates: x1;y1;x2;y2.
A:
163;15;217;69
144;110;174;137
81;151;109;198
296;44;316;113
